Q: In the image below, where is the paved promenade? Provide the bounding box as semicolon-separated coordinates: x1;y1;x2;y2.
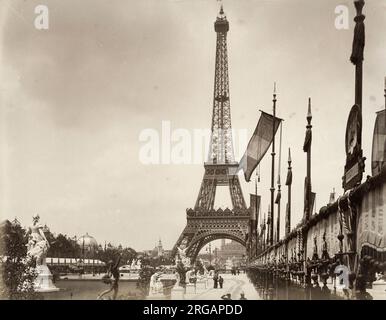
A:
183;273;260;300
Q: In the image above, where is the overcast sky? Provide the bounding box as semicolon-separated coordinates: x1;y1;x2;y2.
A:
0;0;385;251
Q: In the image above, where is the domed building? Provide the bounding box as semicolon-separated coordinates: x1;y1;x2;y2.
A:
77;233;98;258
146;238;164;258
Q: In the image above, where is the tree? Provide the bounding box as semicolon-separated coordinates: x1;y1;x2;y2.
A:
95;244;136;269
0;220;40;300
47;233;81;258
137;256;155;297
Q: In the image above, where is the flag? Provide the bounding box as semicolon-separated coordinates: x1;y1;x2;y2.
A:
285;202;290;235
260;211;266;235
303;177;314;219
239;111;282;182
285;169;292;186
275;190;281;204
329;190;336;204
303;177;309;216
303;128;312;152
350;2;365;66
250;194;259;249
310;192;316;215
250;194;261;221
371;110;386;176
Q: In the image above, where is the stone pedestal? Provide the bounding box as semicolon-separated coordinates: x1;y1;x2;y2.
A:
185;283;196;294
196;280;207;291
171;286;185;300
34;265;59;292
146;292;165;300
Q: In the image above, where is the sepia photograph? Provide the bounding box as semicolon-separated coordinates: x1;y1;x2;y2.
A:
0;0;385;309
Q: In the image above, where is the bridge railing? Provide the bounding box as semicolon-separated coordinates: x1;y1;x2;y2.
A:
247;167;386;297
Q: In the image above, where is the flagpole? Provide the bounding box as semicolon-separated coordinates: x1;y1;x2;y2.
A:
276;122;282;243
285;148;292;237
251;178;258;256
304;98;313;288
352;0;365;112
305;98;313;221
263;210;266;250
270;83;277;246
255;176;258;257
267;205;271;247
258;197;262;254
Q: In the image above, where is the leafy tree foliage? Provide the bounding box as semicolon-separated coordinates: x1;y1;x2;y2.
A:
137;256;155;297
46;232;81;258
0;220;40;300
95;243;136;267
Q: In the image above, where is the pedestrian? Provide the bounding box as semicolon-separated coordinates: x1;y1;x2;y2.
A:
237;268;240;275
213;273;218;289
221;293;232;300
219;275;224;289
239;291;247;300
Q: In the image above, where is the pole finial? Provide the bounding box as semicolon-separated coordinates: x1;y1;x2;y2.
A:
288;148;292;163
307;97;312;123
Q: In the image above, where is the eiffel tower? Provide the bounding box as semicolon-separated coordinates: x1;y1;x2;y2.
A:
172;6;249;262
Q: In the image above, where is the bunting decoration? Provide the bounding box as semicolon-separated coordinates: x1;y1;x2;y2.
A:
371;110;386;176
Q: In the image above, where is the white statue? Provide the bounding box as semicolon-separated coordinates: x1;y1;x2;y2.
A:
136;259;142;269
26;214;58;292
177;244;190;267
202;259;209;276
149;271;163;295
149;272;157;294
185;269;192;283
26;214;50;266
173;271;181;288
130;259;136;269
185;268;196;284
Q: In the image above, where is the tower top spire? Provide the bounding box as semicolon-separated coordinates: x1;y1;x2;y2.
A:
215;4;229;32
219;4;224;16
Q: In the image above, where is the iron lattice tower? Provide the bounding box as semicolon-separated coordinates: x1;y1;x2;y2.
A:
172;7;249;262
209;6;234;165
